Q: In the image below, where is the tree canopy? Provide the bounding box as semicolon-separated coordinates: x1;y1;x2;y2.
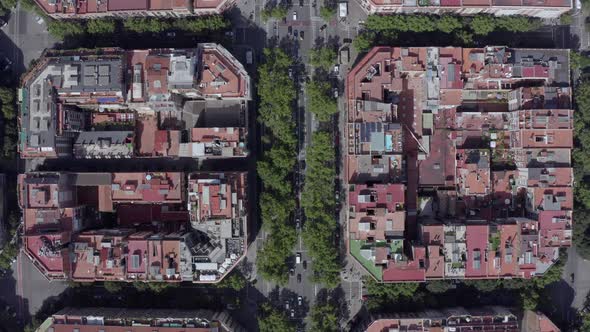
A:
258;304;296;332
255;47;299;285
353;14;542;51
310;302;339;332
86;19;116;34
309;47;338;71
301;131;340;287
308;81;338;122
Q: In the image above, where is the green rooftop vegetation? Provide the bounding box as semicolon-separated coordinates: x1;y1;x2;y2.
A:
350;239;383;281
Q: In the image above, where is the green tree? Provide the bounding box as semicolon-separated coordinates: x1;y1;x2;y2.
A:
571;51;590;70
462;279;503;292
365;277;420;309
320;6;336;21
309;47;338;71
123;18;171;33
308;81;338;122
353;31;375;52
133;281;150;292
86;19;117;34
261;5;288;22
495;16;541;32
560;12;573;25
436;15;462;34
0;87;15;120
574;210;590;259
216;271;247;291
470;15;496;35
258;304;296;332
172;15;229;32
310;302;339;332
147;282;177;293
103;281;124;293
47;20;86;40
425;280;454;293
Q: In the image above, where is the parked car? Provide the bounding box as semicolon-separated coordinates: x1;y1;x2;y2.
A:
299;31;304;40
296;252;301;264
288;26;292;34
320;24;327;31
285;300;290;310
0;19;7;29
288;68;293;79
290;268;295;276
290;309;295;318
333;87;339;98
297;274;302;283
298;296;303;306
293;11;297;20
293;29;298;38
35;16;44;25
299;0;304;6
166;32;176;37
303;260;307;270
334;65;340;74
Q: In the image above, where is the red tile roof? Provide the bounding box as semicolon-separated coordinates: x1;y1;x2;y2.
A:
107;0;149;11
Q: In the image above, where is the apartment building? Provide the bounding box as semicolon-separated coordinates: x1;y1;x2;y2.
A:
36;307;245;332
354;307;560;332
345;46;572;282
18;44;250;159
19;171;248;283
34;0;235;19
356;0;571;18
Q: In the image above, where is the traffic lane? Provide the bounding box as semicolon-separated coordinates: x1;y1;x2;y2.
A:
2;6;55;78
564;246;590;309
13;250;68;321
285;251;314;321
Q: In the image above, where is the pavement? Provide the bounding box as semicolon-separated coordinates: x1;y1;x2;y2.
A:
0;4;55;80
0;250;68;324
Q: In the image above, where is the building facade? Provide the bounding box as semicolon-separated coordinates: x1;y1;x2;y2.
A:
356;0;571;18
36;307;245;332
33;0;235;19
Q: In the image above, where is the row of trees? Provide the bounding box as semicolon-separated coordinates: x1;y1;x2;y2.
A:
573;55;590;259
353;14;542;51
0;87;17;159
301;131;340;288
365;249;566;313
46;15;229;40
256;48;299;285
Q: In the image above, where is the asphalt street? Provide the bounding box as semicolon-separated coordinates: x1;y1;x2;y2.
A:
0;3;56;79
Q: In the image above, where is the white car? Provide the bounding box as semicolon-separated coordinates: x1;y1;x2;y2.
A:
35;16;44;25
293;11;297;21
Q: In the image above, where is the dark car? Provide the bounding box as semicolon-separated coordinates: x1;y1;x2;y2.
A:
320;24;327;31
293;29;298;38
0;19;7;29
299;31;304;40
343;38;353;44
288;26;292;34
303;260;307;270
297;274;302;283
299;0;304;6
290;268;295;276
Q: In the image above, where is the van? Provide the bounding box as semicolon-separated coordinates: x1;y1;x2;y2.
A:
296;252;301;264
